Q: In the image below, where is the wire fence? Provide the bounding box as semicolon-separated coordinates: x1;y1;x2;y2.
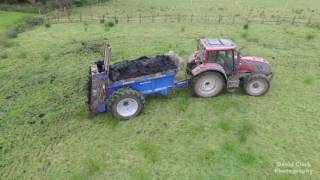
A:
46;13;320;26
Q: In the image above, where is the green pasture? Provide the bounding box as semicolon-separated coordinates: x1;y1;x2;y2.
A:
0;10;34;28
0;0;319;179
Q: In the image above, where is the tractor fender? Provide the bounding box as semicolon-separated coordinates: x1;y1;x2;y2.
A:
191;63;227;82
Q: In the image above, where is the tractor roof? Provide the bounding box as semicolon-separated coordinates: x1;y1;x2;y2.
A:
200;38;236;50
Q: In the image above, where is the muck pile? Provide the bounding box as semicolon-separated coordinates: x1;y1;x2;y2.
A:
109;55;177;81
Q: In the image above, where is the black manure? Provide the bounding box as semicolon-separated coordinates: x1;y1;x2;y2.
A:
109;55;177;82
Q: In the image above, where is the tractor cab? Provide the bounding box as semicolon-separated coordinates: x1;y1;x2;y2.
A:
187;38;272;97
196;38;238;75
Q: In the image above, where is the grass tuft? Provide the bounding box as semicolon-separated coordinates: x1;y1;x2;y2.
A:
305;33;315;40
0;52;8;59
303;76;314;85
223;140;238;152
237;151;256;164
238;122;254;143
217;119;231;132
140;143;158;163
240;32;248;39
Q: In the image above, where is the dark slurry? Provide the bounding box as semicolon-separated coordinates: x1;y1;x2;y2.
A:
109;55;177;82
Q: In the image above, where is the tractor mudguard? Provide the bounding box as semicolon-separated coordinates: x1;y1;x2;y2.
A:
191;63;227;82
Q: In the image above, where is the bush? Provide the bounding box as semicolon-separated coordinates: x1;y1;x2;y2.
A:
243;24;249;30
73;0;87;7
45;22;51;28
6;29;18;39
107;21;114;27
25;17;44;26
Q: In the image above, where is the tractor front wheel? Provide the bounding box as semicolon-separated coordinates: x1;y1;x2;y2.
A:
108;88;145;120
192;71;225;98
244;75;270;96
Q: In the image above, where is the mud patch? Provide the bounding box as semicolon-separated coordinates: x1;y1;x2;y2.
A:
109;55;177;82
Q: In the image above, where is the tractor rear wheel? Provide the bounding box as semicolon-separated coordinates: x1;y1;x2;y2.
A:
108;88;145;120
192;71;225;98
244;75;270;96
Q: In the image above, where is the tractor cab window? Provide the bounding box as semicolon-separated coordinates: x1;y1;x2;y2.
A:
208;50;234;74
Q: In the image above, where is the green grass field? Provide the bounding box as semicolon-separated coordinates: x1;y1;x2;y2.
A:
0;10;34;28
1;0;320;179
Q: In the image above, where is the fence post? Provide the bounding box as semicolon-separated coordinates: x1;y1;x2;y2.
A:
80;13;82;22
261;16;265;24
91;13;93;21
291;16;296;25
139;14;142;24
232;15;236;24
177;14;180;23
218;15;222;24
102;15;105;23
114;16;117;24
152;15;154;23
127;15;130;23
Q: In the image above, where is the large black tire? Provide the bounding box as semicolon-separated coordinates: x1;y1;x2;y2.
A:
191;71;225;98
108;88;145;120
244;74;270;96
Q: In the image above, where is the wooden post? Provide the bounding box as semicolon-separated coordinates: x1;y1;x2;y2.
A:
291;16;296;25
139;14;142;24
218;15;222;24
127;15;129;23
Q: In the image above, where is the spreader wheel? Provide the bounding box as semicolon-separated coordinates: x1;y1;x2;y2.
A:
108;88;145;120
244;75;270;96
192;71;225;98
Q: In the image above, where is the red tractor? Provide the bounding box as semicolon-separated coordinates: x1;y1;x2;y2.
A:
187;38;272;97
